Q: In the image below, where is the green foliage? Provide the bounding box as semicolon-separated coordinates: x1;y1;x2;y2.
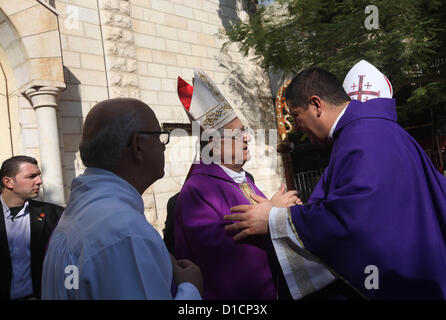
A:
224;0;446;126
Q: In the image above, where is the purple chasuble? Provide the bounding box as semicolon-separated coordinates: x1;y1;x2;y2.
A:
174;162;275;300
289;98;446;299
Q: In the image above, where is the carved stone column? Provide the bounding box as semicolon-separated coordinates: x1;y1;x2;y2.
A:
23;86;65;206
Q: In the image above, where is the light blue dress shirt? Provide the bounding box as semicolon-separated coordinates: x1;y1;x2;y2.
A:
42;167;201;300
1;195;33;299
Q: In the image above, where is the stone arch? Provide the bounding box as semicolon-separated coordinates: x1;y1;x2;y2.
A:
0;0;66;205
0;42;21;161
0;1;65;91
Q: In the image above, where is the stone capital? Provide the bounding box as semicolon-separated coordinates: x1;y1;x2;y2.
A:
23;86;61;109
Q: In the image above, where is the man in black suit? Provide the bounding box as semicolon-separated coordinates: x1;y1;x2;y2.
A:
0;156;63;300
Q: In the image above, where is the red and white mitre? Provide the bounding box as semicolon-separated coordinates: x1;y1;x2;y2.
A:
177;69;237;131
343;60;393;102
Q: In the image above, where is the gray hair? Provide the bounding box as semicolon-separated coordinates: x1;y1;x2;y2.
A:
79;110;144;170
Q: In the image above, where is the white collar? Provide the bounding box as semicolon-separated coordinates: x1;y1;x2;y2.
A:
217;164;247;183
328;104;349;140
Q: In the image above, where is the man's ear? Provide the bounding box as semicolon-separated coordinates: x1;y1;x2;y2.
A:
1;176;13;189
129;133;144;162
310;96;323;117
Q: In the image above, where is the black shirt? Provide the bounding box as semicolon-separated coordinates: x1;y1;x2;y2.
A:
9;205;25;218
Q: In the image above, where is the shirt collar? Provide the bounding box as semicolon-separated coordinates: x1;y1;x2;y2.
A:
1;194;30;219
217;164;247;184
328;104;349;140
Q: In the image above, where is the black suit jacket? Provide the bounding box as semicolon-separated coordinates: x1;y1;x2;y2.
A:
0;199;63;300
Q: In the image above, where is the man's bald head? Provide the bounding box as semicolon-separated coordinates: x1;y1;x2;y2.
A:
83;98;157;140
79;98;160;171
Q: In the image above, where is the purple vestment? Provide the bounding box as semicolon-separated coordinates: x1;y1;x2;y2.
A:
174;162;276;300
289;98;446;299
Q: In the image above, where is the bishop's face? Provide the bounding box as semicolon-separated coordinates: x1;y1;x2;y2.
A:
215;117;250;168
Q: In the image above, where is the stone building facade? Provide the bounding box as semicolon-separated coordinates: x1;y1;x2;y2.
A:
0;0;284;234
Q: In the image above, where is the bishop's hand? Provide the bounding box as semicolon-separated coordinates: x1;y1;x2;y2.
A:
270;184;302;207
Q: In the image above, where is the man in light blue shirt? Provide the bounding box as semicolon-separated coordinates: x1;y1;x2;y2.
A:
42;98;203;300
1;198;32;299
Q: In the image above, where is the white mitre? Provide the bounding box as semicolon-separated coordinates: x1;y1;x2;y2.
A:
177;69;237;130
343;60;393;102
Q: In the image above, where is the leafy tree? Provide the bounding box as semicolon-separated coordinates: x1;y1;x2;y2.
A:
223;0;446;129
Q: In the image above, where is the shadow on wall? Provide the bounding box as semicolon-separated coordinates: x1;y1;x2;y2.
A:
217;1;276;131
58;67;84;201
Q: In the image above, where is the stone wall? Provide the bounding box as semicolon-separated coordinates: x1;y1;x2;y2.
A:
0;1;66;205
54;0;284;234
